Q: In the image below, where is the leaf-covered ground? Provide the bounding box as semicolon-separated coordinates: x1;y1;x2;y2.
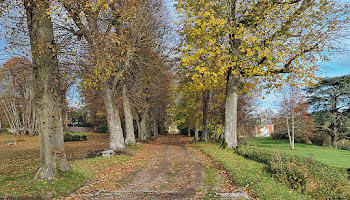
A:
0;133;251;199
0;133;110;198
70;135;251;199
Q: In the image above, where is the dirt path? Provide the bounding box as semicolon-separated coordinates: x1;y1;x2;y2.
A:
71;135;251;200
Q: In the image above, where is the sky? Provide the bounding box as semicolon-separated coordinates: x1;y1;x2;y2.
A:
0;0;349;109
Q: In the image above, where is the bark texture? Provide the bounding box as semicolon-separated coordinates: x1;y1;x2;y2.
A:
153;115;158;138
202;90;210;141
194;121;199;141
140;105;149;140
103;83;125;151
122;85;136;145
224;70;239;149
24;0;71;180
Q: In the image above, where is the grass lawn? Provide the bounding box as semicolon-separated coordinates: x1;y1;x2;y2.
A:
247;137;350;169
0;132;136;198
194;142;308;200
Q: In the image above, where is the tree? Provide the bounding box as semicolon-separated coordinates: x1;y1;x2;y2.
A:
276;83;315;149
307;75;350;148
23;0;71;180
177;0;349;149
0;57;37;136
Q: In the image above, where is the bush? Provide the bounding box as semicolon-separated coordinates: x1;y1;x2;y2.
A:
236;146;350;199
271;131;289;140
64;133;72;142
310;133;328;146
0;129;9;134
64;132;87;142
72;135;81;141
97;124;108;133
81;135;87;141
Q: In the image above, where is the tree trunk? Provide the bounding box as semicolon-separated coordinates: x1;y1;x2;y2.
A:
331;131;337;148
135;113;141;139
194;121;199;141
140;105;149;140
153;115;158;138
187;127;191;137
286;116;292;147
224;70;239;149
24;0;71;180
103;83;125;151
122;85;136;145
202;90;210;141
291;109;295;150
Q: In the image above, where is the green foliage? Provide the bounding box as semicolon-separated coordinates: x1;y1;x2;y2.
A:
194;142;307;200
64;132;87;142
0;129;9;134
72;135;81;141
236;146;350;199
97;123;108;133
81;135;87;141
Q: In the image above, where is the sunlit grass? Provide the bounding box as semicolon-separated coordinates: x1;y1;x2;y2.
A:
247;137;350;168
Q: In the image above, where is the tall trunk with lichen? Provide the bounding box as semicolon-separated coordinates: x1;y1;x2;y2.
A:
24;0;71;180
224;69;239;149
103;82;125;151
202;90;210;141
140;105;149;140
122;85;135;145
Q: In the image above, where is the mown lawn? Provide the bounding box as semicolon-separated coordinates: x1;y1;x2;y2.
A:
247;137;350;169
0;132;135;198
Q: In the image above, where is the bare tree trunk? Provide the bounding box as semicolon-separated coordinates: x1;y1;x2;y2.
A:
153;117;158;138
187;127;191;137
224;70;239;149
140;105;149;140
103;83;125;151
202;90;210;141
122;85;136;145
286;116;292;146
24;0;71;180
135;112;141;139
194;121;199;141
331;130;337;148
291;109;295;150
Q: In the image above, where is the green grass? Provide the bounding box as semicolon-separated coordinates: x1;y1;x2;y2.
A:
247;137;350;169
204;167;221;191
194;142;308;200
0;132;138;199
0;154;131;198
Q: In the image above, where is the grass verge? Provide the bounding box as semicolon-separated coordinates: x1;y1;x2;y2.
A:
194;142;308;200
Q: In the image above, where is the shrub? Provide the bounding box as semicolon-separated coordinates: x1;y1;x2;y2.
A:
310;133;328;146
0;129;9;134
72;135;81;141
236;146;350;199
64;132;87;142
81;135;87;141
64;133;72;142
271;131;289;140
97;124;108;133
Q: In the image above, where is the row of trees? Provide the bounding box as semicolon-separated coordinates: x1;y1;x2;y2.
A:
0;0;173;180
174;0;349;148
